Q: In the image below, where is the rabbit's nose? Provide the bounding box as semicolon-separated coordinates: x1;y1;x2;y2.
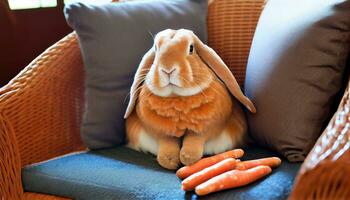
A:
160;67;176;75
158;66;181;87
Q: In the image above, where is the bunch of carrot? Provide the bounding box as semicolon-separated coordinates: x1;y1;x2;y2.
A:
176;149;281;196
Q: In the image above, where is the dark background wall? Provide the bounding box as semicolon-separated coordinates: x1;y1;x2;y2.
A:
0;1;72;86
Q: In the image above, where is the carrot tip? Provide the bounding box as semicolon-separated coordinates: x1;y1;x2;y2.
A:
275;157;282;163
234;149;244;158
176;168;188;179
195;188;205;196
181;185;187;191
181;182;189;190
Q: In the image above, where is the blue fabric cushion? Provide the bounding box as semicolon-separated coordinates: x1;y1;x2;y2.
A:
22;146;301;200
64;0;208;149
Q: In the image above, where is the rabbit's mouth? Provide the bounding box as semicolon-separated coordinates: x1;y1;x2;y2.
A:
145;76;212;98
165;76;184;88
144;63;213;97
167;83;180;87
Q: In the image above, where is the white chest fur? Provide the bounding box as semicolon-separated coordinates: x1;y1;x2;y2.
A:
203;129;235;155
132;128;234;156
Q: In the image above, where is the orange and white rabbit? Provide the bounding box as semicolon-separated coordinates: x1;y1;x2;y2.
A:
125;29;256;170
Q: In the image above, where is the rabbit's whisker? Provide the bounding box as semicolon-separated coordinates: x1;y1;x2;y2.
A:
191;75;227;100
178;77;209;100
124;76;147;103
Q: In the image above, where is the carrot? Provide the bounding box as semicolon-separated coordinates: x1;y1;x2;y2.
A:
195;165;272;196
176;149;244;179
182;158;237;191
236;157;281;170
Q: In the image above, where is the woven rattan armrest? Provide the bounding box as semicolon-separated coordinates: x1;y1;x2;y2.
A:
0;32;86;200
0;0;348;197
290;77;350;199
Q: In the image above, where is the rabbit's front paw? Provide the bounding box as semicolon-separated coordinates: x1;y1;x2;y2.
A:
180;147;202;166
157;149;180;170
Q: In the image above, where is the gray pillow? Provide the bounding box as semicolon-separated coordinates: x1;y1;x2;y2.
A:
64;0;207;149
245;0;350;162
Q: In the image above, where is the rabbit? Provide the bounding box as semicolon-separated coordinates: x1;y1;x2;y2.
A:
124;29;256;170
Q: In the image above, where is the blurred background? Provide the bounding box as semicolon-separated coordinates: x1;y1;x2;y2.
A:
0;0;77;86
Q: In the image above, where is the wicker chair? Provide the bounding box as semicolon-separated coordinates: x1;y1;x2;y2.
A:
0;0;349;199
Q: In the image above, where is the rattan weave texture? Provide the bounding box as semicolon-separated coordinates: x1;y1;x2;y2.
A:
207;0;265;86
24;193;70;200
290;81;350;199
1;0;349;199
0;33;86;199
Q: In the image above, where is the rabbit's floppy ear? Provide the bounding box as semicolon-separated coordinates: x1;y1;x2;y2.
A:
193;34;256;113
124;47;155;119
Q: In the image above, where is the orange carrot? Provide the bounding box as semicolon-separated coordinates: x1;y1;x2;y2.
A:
195;165;272;196
236;157;281;170
176;149;244;179
182;158;237;191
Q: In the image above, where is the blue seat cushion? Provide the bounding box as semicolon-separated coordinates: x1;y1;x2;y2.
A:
22;146;301;200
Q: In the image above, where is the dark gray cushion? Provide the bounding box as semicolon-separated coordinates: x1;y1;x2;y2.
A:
64;0;207;149
22;146;300;200
245;0;350;162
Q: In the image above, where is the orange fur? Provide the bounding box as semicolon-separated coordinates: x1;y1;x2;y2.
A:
137;78;232;138
125;29;254;169
125;110;143;149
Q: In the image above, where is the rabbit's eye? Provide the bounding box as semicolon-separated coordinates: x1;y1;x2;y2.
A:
189;44;194;54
